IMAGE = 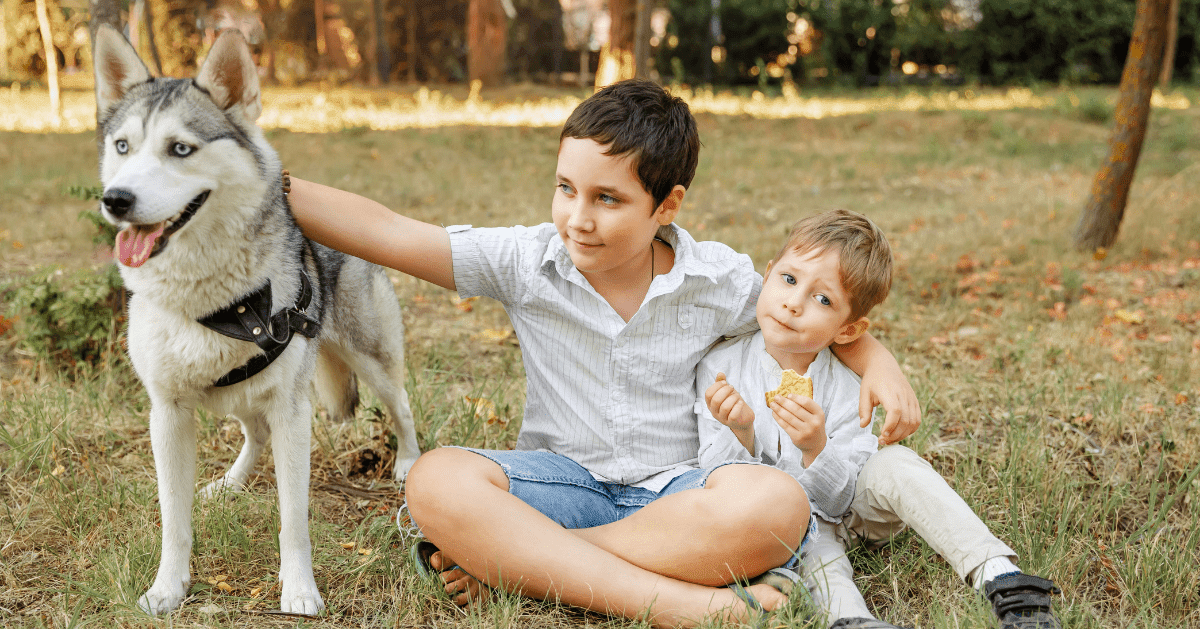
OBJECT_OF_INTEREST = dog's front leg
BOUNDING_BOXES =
[138,400,197,615]
[267,393,325,615]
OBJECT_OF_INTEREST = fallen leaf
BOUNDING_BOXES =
[341,541,356,550]
[359,548,373,556]
[475,328,512,343]
[250,586,263,597]
[1114,309,1144,324]
[217,582,232,592]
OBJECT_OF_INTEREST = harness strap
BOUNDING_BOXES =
[198,269,322,387]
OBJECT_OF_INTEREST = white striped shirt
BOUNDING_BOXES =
[448,222,760,490]
[695,332,879,522]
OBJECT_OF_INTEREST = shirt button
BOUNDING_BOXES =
[679,313,694,328]
[613,390,624,402]
[615,336,626,347]
[618,448,630,457]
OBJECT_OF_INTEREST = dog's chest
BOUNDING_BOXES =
[126,296,268,390]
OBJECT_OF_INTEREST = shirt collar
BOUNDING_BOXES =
[541,223,717,287]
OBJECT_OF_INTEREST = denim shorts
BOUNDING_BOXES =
[400,447,814,565]
[454,447,740,529]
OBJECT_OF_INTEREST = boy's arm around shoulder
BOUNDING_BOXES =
[290,177,456,290]
[830,331,921,444]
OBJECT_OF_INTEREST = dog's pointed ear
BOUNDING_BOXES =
[93,25,151,124]
[195,29,262,121]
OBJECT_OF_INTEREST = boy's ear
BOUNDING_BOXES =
[655,185,686,225]
[834,316,870,345]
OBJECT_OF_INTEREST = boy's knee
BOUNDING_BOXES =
[405,448,508,520]
[709,464,809,541]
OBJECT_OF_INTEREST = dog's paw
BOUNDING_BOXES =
[393,454,419,483]
[137,582,187,616]
[198,477,244,500]
[280,580,324,616]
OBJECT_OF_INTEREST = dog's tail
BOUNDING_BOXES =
[315,349,360,422]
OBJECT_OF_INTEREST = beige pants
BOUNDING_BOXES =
[801,445,1016,625]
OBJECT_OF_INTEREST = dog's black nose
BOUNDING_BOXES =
[102,189,137,218]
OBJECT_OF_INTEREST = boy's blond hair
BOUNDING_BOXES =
[775,209,893,322]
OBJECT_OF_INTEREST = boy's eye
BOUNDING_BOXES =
[816,294,832,306]
[599,193,619,206]
[558,183,574,195]
[782,273,796,285]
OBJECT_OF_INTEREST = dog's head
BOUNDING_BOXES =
[94,26,269,269]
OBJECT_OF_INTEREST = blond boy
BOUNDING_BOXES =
[699,210,1061,629]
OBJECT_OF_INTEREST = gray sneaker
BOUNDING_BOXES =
[983,573,1062,629]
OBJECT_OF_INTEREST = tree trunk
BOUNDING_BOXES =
[365,0,380,85]
[370,0,389,84]
[142,0,164,75]
[1160,0,1179,88]
[406,0,417,82]
[1074,0,1171,254]
[314,0,327,63]
[633,0,650,78]
[0,0,9,77]
[595,0,635,88]
[468,0,507,86]
[34,0,60,123]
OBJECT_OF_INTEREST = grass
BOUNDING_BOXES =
[1,85,1199,628]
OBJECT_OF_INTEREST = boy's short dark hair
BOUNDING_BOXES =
[775,209,893,322]
[560,79,699,210]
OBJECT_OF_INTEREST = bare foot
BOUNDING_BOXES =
[429,548,488,606]
[708,582,788,626]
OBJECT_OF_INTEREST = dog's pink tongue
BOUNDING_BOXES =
[115,222,167,268]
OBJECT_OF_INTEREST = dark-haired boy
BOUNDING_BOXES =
[289,80,920,626]
[699,210,1061,629]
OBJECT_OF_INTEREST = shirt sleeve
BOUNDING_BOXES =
[695,342,764,467]
[723,260,762,338]
[790,356,878,522]
[447,224,531,306]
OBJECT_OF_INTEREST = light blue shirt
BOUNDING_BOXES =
[449,222,761,489]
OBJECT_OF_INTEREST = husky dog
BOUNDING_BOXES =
[93,26,421,615]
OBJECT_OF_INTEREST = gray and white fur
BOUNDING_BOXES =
[93,25,420,616]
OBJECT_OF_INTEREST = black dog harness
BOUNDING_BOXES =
[198,268,322,387]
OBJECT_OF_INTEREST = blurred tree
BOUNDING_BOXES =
[1160,0,1178,86]
[34,0,59,120]
[1075,0,1171,252]
[657,0,791,85]
[596,0,636,87]
[507,0,566,81]
[468,0,511,85]
[1,0,10,77]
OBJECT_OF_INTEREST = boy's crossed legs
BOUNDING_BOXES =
[405,447,810,627]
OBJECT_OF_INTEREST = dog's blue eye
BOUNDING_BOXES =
[115,139,129,154]
[171,142,194,157]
